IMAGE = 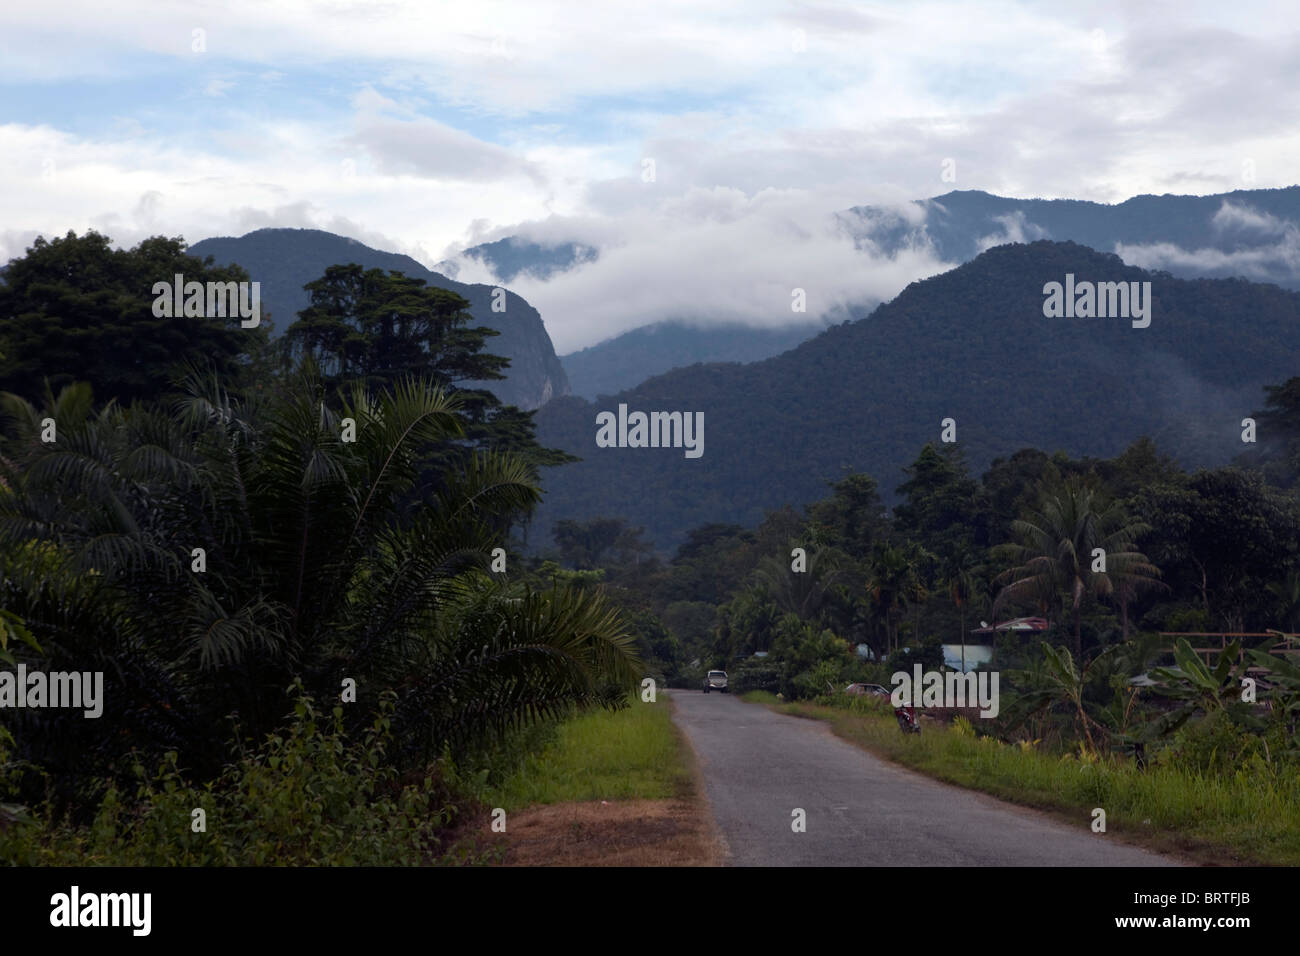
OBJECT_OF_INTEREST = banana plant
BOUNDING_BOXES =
[1246,638,1300,748]
[1148,637,1258,737]
[1003,642,1114,755]
[1089,631,1167,762]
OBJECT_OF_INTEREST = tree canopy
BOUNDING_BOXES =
[0,231,267,406]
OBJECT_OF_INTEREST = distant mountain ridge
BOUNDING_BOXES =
[189,228,569,410]
[447,237,598,283]
[455,187,1300,293]
[447,187,1300,403]
[561,320,831,400]
[847,186,1300,289]
[534,239,1300,551]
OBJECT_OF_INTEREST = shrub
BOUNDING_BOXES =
[0,687,490,866]
[1164,709,1266,776]
[731,659,781,694]
[791,659,842,700]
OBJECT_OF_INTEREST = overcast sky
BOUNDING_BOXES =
[3,0,1298,351]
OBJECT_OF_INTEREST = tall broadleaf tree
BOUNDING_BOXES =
[866,542,927,654]
[282,264,573,489]
[0,230,268,406]
[1239,376,1300,490]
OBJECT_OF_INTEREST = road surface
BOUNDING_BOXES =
[668,690,1177,867]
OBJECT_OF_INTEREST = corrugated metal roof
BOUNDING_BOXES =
[971,616,1050,634]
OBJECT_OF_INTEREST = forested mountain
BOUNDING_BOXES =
[448,236,598,283]
[443,187,1300,404]
[533,239,1300,550]
[849,186,1300,289]
[561,320,828,400]
[458,189,1300,294]
[189,228,569,409]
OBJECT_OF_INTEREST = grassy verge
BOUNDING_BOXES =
[485,695,716,866]
[741,691,1300,866]
[487,696,691,808]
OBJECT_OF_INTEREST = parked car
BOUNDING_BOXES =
[844,682,890,698]
[703,670,729,693]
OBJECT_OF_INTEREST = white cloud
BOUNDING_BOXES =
[4,0,1300,352]
[347,93,545,184]
[445,185,951,353]
[1116,235,1300,279]
[974,211,1049,253]
[1211,200,1291,236]
[203,77,235,97]
[1114,199,1300,279]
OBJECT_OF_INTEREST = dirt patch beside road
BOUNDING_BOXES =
[502,796,719,866]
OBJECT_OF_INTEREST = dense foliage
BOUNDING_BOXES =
[0,237,638,864]
[532,408,1300,775]
[3,224,1300,861]
[2,690,481,866]
[535,240,1300,550]
[0,231,268,406]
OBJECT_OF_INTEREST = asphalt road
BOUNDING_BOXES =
[668,690,1177,867]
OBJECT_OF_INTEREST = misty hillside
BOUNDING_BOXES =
[534,239,1300,550]
[561,320,828,400]
[851,186,1300,288]
[190,228,570,410]
[443,187,1300,402]
[448,236,598,283]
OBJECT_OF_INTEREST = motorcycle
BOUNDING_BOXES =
[894,704,921,734]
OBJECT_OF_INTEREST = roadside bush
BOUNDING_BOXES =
[0,371,641,808]
[1162,709,1267,776]
[445,713,565,803]
[1,687,488,866]
[669,661,707,690]
[792,658,843,699]
[848,661,894,686]
[771,623,856,698]
[731,659,781,694]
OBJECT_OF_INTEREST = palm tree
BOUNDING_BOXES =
[1007,642,1114,756]
[945,561,981,672]
[0,365,641,784]
[1107,549,1169,640]
[754,544,846,620]
[867,543,925,653]
[993,477,1160,661]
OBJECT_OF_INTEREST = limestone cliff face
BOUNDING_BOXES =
[449,279,570,411]
[189,228,569,410]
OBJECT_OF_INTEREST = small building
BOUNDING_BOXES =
[944,617,1050,672]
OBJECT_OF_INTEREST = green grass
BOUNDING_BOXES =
[487,697,691,808]
[741,691,1300,866]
